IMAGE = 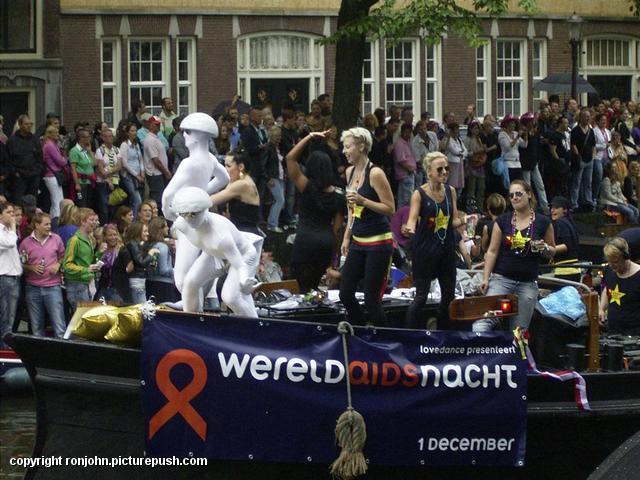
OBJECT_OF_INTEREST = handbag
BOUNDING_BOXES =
[108,187,128,206]
[53,170,66,187]
[470,151,487,169]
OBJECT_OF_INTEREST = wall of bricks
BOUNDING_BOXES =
[55,12,640,126]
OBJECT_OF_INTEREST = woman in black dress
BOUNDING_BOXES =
[211,151,262,237]
[402,152,470,330]
[286,130,347,292]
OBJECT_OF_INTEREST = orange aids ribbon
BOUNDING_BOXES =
[148,349,208,441]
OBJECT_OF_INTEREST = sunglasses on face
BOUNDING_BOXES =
[509,191,525,199]
[436,166,450,174]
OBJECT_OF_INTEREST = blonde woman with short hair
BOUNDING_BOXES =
[42,125,68,219]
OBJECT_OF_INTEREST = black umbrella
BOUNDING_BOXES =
[532,73,598,94]
[211,99,251,118]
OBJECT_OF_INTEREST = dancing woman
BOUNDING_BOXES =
[339,127,395,326]
[402,152,470,330]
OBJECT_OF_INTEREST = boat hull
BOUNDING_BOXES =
[6,331,640,480]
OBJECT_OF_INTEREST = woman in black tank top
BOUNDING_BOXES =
[339,127,395,327]
[402,152,470,330]
[211,151,263,237]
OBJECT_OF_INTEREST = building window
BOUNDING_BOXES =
[496,40,526,117]
[237,33,325,110]
[128,39,169,116]
[385,40,418,114]
[532,39,547,111]
[424,43,442,121]
[361,40,379,116]
[248,35,310,70]
[586,38,631,67]
[101,39,121,128]
[475,42,491,118]
[0,0,36,53]
[177,38,197,116]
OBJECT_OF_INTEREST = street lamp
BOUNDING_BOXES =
[567,13,583,101]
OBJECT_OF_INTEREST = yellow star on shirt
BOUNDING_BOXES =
[511,230,530,250]
[435,209,449,233]
[609,284,626,306]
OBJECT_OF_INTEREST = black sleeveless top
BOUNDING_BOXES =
[228,198,261,236]
[348,162,390,239]
[412,186,455,257]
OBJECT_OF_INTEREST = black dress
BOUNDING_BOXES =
[291,185,347,292]
[228,198,262,236]
[405,186,456,329]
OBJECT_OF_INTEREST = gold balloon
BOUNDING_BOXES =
[105,305,144,345]
[73,305,119,341]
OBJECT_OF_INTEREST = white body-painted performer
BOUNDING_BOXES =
[161,113,230,294]
[172,187,262,316]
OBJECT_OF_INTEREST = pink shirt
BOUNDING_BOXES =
[393,137,417,180]
[18,232,65,287]
[42,140,68,176]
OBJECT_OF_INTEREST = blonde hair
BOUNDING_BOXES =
[604,237,630,261]
[422,151,447,175]
[59,204,79,227]
[510,179,537,210]
[340,127,372,154]
[44,125,59,140]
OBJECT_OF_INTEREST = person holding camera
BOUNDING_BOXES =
[498,114,528,182]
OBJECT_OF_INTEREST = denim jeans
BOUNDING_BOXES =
[396,173,415,208]
[267,178,285,230]
[65,281,91,313]
[44,176,64,219]
[0,275,20,348]
[523,165,549,212]
[472,273,538,333]
[570,160,595,209]
[120,175,142,220]
[129,277,147,304]
[285,177,297,224]
[25,284,66,338]
[592,157,604,205]
[609,203,640,223]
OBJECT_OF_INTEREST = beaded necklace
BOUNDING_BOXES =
[510,210,534,255]
[427,182,450,244]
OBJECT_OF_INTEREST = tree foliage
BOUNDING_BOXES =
[325,0,639,130]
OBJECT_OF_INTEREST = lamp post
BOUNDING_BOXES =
[568,13,584,101]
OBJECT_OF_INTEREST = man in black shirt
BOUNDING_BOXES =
[479,119,502,196]
[569,110,596,211]
[6,115,43,204]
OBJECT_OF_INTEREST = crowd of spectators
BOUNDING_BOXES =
[1,92,640,342]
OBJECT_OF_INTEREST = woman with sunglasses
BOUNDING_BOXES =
[402,152,471,329]
[339,127,395,327]
[473,179,556,333]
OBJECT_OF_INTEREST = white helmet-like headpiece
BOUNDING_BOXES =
[172,187,213,214]
[180,112,219,138]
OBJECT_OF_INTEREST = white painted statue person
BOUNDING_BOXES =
[161,112,230,296]
[172,187,263,316]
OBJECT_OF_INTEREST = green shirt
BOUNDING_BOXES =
[70,144,94,184]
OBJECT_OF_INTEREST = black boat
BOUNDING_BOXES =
[6,290,640,480]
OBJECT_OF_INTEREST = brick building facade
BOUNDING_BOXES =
[1,0,638,132]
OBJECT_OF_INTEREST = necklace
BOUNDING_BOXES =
[510,210,534,255]
[428,183,449,244]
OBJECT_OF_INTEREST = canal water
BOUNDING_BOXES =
[0,394,36,479]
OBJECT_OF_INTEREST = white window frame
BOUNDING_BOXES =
[424,42,442,122]
[532,39,547,111]
[101,38,122,129]
[384,38,420,117]
[580,36,640,103]
[176,37,197,116]
[496,39,527,117]
[0,0,42,59]
[475,41,492,118]
[361,40,380,116]
[128,38,171,117]
[236,32,325,111]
